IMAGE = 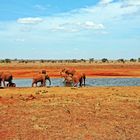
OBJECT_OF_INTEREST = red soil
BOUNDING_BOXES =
[0,63,140,79]
[0,87,140,140]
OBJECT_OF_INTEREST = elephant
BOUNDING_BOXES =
[63,73,86,87]
[63,75,73,87]
[0,72,13,87]
[60,68,76,77]
[32,74,51,87]
[72,73,86,87]
[60,68,86,87]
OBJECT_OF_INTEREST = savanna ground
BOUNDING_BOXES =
[0,62,140,78]
[0,62,140,140]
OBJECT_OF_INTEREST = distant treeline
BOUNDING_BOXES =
[0,58,140,63]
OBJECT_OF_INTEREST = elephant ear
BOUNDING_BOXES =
[0,72,3,76]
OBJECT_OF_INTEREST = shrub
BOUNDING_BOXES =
[101,58,108,63]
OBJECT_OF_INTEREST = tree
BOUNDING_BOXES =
[4,59,11,63]
[89,58,94,63]
[130,58,136,62]
[117,59,125,63]
[138,58,140,62]
[80,59,86,63]
[40,59,45,63]
[71,59,77,63]
[101,58,108,63]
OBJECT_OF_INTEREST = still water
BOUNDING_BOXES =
[12,78,140,87]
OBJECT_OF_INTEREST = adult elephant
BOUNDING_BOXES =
[0,72,14,87]
[63,75,73,87]
[63,73,86,87]
[60,68,76,76]
[32,74,51,87]
[72,73,86,87]
[61,68,86,87]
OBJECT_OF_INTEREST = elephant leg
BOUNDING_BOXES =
[32,82,34,87]
[10,83,16,87]
[79,77,83,87]
[40,81,43,87]
[7,83,10,87]
[74,83,78,87]
[3,80,6,87]
[73,78,79,87]
[73,81,78,87]
[32,82,37,87]
[43,81,46,87]
[32,79,35,87]
[41,79,46,87]
[13,83,16,87]
[83,75,86,86]
[9,80,12,84]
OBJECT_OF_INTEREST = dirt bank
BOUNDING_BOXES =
[0,63,140,78]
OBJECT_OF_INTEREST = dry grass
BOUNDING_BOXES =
[0,86,140,140]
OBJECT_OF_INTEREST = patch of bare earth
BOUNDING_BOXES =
[0,87,140,140]
[0,63,140,78]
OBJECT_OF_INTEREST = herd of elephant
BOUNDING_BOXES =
[0,68,86,87]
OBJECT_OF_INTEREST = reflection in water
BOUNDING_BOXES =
[12,78,140,87]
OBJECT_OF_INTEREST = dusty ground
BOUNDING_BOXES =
[0,62,140,78]
[0,86,140,140]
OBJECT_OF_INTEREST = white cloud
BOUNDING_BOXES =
[34,4,51,11]
[2,0,140,44]
[17,17,43,24]
[14,0,139,35]
[34,4,47,11]
[14,0,139,34]
[99,0,114,5]
[83,21,105,29]
[123,0,140,6]
[0,0,140,59]
[49,21,105,32]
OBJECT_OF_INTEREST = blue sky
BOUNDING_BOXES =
[0,0,140,59]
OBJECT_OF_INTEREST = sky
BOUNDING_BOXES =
[0,0,140,59]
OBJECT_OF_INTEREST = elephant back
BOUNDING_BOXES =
[1,72,13,81]
[33,74,45,82]
[62,68,76,76]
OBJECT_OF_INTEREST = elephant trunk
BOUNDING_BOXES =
[47,77,51,85]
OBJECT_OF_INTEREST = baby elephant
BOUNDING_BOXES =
[32,74,51,87]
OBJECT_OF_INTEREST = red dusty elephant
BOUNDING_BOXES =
[73,73,86,87]
[63,75,73,87]
[60,68,76,76]
[60,68,86,87]
[0,72,15,87]
[32,74,51,87]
